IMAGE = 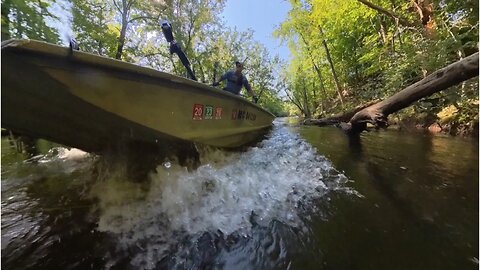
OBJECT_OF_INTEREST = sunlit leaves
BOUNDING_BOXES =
[275,0,478,121]
[2,0,60,43]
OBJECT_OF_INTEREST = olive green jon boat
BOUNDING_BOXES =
[1,39,275,153]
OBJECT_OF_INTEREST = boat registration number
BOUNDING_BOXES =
[192,104,223,120]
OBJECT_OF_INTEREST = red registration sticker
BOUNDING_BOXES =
[231,109,238,120]
[192,104,204,120]
[215,107,223,119]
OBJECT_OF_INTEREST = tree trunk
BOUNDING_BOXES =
[345,52,479,134]
[302,77,312,118]
[115,0,130,60]
[303,100,381,126]
[320,26,345,106]
[378,16,388,45]
[298,31,328,111]
[115,23,127,60]
[304,53,479,135]
[315,64,327,113]
[284,87,305,115]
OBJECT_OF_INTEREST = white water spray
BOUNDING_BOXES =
[90,121,353,269]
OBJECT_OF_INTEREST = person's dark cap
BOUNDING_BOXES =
[235,61,243,67]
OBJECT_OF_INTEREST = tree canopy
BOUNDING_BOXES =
[276,0,478,131]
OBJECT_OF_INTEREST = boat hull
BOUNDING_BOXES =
[1,40,275,152]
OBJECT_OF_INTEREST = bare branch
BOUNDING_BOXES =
[284,88,303,112]
[127,0,135,9]
[113,0,122,13]
[128,15,159,24]
[356,0,416,27]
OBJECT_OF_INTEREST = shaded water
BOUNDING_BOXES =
[1,118,478,269]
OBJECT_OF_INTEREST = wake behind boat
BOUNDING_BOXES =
[1,39,275,154]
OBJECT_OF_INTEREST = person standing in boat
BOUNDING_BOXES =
[213,61,258,103]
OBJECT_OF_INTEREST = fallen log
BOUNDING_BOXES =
[303,100,380,126]
[305,52,479,135]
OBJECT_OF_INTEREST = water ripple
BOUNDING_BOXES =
[91,121,354,269]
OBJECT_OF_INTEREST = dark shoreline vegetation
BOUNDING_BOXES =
[1,0,478,134]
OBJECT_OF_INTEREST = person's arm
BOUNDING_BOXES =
[244,79,258,103]
[213,72,228,86]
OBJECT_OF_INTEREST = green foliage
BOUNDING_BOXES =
[71,0,118,57]
[275,0,478,131]
[258,90,288,117]
[1,0,60,43]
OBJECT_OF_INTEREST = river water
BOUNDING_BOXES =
[1,118,478,269]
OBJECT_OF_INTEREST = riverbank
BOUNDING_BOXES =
[304,98,479,138]
[388,113,479,137]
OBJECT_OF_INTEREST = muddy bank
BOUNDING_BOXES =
[388,117,479,137]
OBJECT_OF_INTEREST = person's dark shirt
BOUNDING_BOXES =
[219,71,251,95]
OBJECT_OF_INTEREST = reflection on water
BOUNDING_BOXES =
[1,118,478,270]
[299,125,478,270]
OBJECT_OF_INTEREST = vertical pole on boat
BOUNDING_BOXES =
[161,20,197,81]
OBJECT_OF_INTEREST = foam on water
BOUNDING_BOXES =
[90,122,353,269]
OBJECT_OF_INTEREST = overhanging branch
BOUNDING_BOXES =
[357,0,417,28]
